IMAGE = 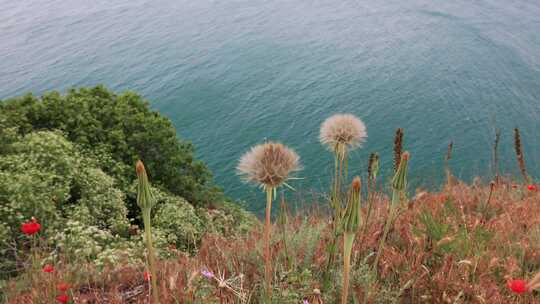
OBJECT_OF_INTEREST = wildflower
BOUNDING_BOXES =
[136,160,160,304]
[320,114,367,158]
[57,282,70,292]
[21,218,41,235]
[527,184,536,191]
[56,294,69,303]
[374,152,410,274]
[392,152,409,192]
[143,271,151,281]
[136,160,156,210]
[320,114,366,285]
[341,177,361,304]
[237,142,300,190]
[237,142,301,301]
[42,264,54,273]
[303,299,310,304]
[201,269,214,279]
[507,279,528,293]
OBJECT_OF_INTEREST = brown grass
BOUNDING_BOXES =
[5,180,540,303]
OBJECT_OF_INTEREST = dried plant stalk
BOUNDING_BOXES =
[393,128,404,173]
[514,128,528,182]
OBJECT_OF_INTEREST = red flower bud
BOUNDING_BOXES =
[527,184,537,191]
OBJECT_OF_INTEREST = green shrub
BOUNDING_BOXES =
[152,191,205,252]
[51,220,143,268]
[0,86,223,206]
[68,167,129,234]
[197,200,258,235]
[0,131,131,276]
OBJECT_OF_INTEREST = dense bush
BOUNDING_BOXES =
[0,131,131,275]
[152,188,205,253]
[0,85,222,206]
[0,131,255,276]
[51,220,142,268]
[0,131,129,238]
[0,87,257,285]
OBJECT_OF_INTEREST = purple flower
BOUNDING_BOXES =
[303,300,309,304]
[201,269,214,279]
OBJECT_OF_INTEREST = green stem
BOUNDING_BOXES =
[342,232,355,304]
[143,209,160,304]
[263,188,273,303]
[279,199,292,270]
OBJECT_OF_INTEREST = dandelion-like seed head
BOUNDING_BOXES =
[237,142,300,190]
[319,114,367,153]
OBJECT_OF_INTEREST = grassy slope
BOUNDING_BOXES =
[5,180,540,303]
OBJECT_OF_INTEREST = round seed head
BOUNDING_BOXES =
[319,114,367,151]
[237,142,300,189]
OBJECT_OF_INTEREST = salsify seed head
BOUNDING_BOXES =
[319,114,367,151]
[237,142,300,189]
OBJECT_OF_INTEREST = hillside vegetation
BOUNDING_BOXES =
[0,87,255,285]
[1,89,539,303]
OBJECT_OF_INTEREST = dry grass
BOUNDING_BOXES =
[5,180,540,303]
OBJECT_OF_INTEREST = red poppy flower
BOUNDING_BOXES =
[21,219,41,235]
[143,271,151,281]
[527,184,537,191]
[507,279,528,293]
[42,264,54,273]
[56,294,69,303]
[57,282,70,292]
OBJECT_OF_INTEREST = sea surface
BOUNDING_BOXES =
[1,0,540,213]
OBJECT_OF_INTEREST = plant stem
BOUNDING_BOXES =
[143,209,160,304]
[341,232,355,304]
[324,151,345,287]
[264,187,273,303]
[493,129,501,183]
[278,197,292,270]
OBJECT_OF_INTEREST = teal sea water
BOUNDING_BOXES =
[1,0,540,212]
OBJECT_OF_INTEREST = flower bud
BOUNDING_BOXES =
[136,160,145,177]
[136,160,155,210]
[392,152,409,191]
[343,176,361,233]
